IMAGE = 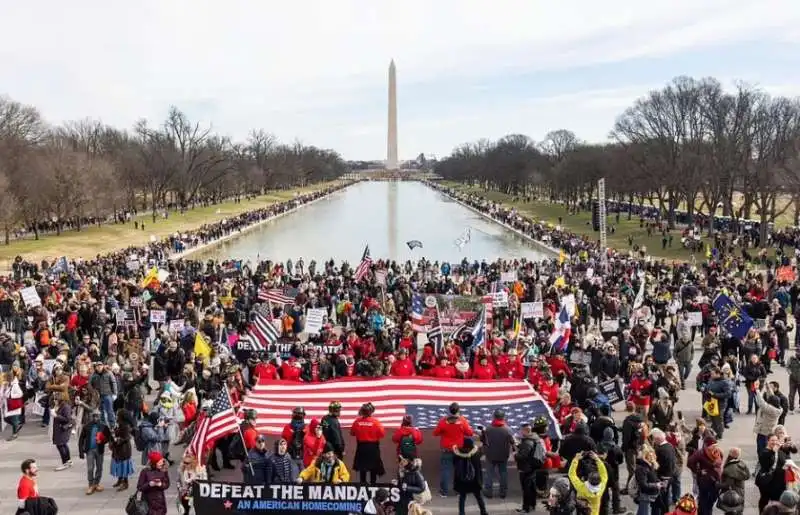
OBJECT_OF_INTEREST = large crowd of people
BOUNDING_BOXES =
[2,179,800,515]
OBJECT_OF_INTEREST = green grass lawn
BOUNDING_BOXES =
[0,181,344,267]
[442,181,715,262]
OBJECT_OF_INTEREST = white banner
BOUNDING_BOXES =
[687,312,703,327]
[500,272,516,283]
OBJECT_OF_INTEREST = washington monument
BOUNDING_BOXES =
[386,59,398,170]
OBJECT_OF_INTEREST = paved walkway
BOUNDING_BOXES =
[0,348,788,514]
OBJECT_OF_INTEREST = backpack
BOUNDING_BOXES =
[133,424,145,452]
[289,426,305,460]
[399,434,417,459]
[529,438,545,470]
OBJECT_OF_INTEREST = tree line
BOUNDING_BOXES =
[0,97,348,241]
[434,76,800,244]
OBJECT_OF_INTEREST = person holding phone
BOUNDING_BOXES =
[136,451,170,515]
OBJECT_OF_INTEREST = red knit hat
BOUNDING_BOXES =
[148,451,163,466]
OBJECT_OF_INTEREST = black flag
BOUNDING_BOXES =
[406,240,423,250]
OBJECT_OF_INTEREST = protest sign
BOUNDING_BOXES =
[687,312,703,327]
[304,308,327,334]
[169,319,185,332]
[150,310,166,324]
[601,319,619,332]
[562,294,576,317]
[20,286,41,307]
[192,481,400,515]
[501,271,516,283]
[521,302,543,320]
[598,378,624,404]
[490,291,509,308]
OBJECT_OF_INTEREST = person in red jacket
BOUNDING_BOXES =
[418,346,437,376]
[546,354,572,381]
[538,373,560,408]
[498,348,525,379]
[433,402,474,497]
[303,418,326,467]
[472,355,497,379]
[527,360,545,386]
[628,364,653,415]
[350,403,385,484]
[253,356,279,383]
[391,415,423,459]
[431,356,457,378]
[281,407,307,466]
[442,341,462,364]
[390,349,416,376]
[280,357,302,381]
[241,409,259,451]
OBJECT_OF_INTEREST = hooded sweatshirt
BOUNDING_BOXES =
[303,418,326,467]
[569,456,608,515]
[433,414,474,450]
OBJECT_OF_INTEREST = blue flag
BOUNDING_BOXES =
[713,293,753,340]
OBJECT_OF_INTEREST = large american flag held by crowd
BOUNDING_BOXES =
[189,386,241,462]
[241,377,561,439]
[258,287,296,305]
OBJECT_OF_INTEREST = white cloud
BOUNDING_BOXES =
[0,0,797,159]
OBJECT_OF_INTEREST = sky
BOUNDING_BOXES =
[1,0,799,161]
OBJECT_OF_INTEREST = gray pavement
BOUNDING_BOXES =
[0,345,790,515]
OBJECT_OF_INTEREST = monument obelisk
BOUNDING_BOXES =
[386,59,399,170]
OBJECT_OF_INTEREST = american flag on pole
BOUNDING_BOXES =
[188,386,240,462]
[247,311,279,350]
[427,316,443,353]
[353,245,372,283]
[241,377,561,439]
[410,294,426,332]
[258,287,295,305]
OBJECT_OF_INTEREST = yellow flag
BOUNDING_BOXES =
[194,333,212,358]
[705,245,712,260]
[140,266,158,289]
[558,250,567,265]
[554,276,566,289]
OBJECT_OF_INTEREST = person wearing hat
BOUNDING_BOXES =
[666,493,698,515]
[351,403,385,485]
[762,491,800,515]
[136,451,170,515]
[281,407,307,469]
[297,443,350,484]
[321,401,345,460]
[77,409,112,495]
[89,361,117,428]
[482,409,514,498]
[242,434,271,485]
[433,402,474,497]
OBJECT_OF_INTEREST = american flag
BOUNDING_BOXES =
[240,377,561,439]
[427,315,443,353]
[353,245,372,283]
[188,386,240,462]
[410,294,426,332]
[258,287,295,305]
[247,311,280,350]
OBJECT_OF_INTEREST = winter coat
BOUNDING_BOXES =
[299,458,350,483]
[720,458,750,499]
[321,414,345,456]
[269,452,298,483]
[634,459,661,502]
[243,448,271,484]
[433,414,474,450]
[397,461,425,515]
[51,402,73,446]
[453,441,483,494]
[687,448,722,491]
[303,420,327,467]
[137,467,170,515]
[78,421,112,458]
[111,424,133,461]
[569,456,607,515]
[753,391,783,436]
[138,420,168,465]
[482,419,515,462]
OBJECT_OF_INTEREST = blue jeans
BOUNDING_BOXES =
[757,433,769,455]
[42,404,50,426]
[484,461,508,495]
[677,361,692,383]
[100,395,116,427]
[669,474,681,504]
[747,390,758,413]
[439,451,454,495]
[6,414,22,434]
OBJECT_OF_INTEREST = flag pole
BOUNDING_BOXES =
[224,384,254,476]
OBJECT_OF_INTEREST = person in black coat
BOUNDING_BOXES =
[452,437,488,515]
[321,401,345,459]
[242,436,271,484]
[396,457,426,515]
[559,423,597,469]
